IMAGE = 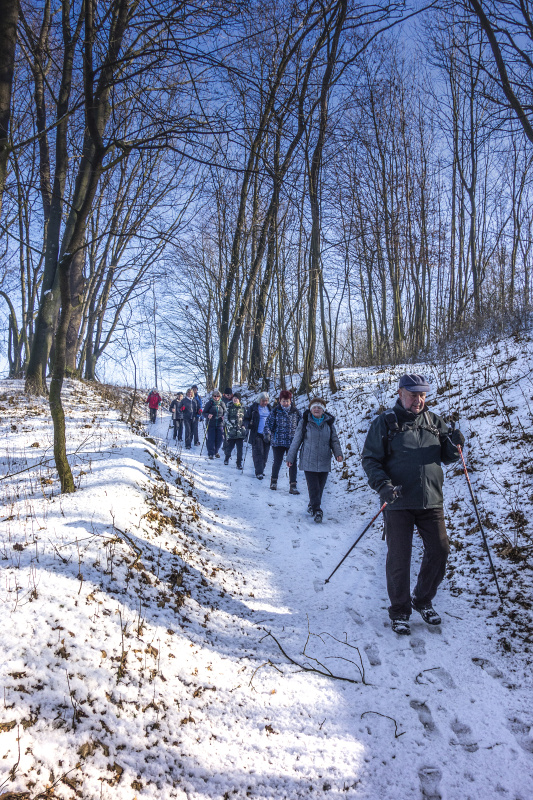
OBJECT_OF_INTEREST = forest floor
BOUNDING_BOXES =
[1,332,533,799]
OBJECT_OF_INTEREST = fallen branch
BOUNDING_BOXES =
[361,711,405,738]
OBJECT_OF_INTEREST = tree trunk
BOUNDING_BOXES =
[0,0,19,218]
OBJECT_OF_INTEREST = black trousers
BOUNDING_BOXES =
[173,419,183,440]
[304,471,328,512]
[192,416,200,445]
[271,445,297,483]
[207,424,224,456]
[384,508,450,619]
[184,418,194,448]
[224,438,243,465]
[252,433,270,476]
[149,407,157,423]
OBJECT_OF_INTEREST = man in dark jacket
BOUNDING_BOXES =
[203,389,227,459]
[180,389,198,449]
[169,392,184,440]
[362,373,464,635]
[244,392,271,479]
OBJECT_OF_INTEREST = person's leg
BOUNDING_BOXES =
[173,420,178,439]
[384,509,415,619]
[150,408,156,423]
[178,419,183,441]
[235,439,243,467]
[224,438,234,462]
[315,471,328,510]
[412,508,449,607]
[206,424,216,456]
[262,440,270,474]
[184,418,192,448]
[288,456,298,485]
[215,425,223,454]
[192,416,200,445]
[252,435,264,476]
[271,446,285,480]
[304,471,321,512]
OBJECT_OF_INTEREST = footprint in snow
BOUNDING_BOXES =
[450,719,478,752]
[311,557,323,569]
[292,538,300,549]
[364,643,381,666]
[346,608,363,625]
[313,579,324,593]
[508,717,533,754]
[472,657,515,688]
[418,766,443,800]
[416,667,456,689]
[410,700,438,736]
[410,637,426,656]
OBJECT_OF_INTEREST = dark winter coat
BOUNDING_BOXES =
[203,398,227,427]
[224,402,247,440]
[243,402,272,444]
[286,410,342,472]
[264,403,302,448]
[180,396,199,420]
[193,393,203,414]
[169,398,184,420]
[147,391,161,410]
[361,401,460,510]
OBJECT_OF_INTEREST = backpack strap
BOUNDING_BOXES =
[383,409,400,456]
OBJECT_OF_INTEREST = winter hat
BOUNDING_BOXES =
[258,392,270,402]
[233,392,242,401]
[223,387,233,395]
[399,373,430,393]
[309,397,327,413]
[279,390,292,401]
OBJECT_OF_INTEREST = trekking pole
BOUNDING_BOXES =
[454,433,503,604]
[324,486,402,585]
[241,434,250,472]
[199,418,210,456]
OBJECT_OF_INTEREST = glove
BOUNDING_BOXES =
[379,483,399,505]
[450,428,465,447]
[263,432,271,444]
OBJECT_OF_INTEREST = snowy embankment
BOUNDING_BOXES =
[1,333,533,800]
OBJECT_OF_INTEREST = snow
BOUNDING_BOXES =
[1,333,533,799]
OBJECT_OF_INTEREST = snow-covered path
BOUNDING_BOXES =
[156,409,533,800]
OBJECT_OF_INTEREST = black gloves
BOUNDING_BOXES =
[449,428,465,447]
[379,483,398,505]
[263,432,271,444]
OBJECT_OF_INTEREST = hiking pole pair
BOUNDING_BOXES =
[199,418,210,456]
[241,435,250,472]
[324,486,402,585]
[450,423,503,604]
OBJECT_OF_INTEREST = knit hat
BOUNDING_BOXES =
[398,373,430,393]
[233,392,242,401]
[258,392,270,402]
[279,390,292,401]
[223,387,233,395]
[309,397,327,413]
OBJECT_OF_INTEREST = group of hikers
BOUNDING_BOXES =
[147,373,467,636]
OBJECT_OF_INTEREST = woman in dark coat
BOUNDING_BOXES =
[243,392,271,479]
[203,389,227,459]
[180,388,199,449]
[223,393,246,468]
[264,390,302,494]
[286,397,343,523]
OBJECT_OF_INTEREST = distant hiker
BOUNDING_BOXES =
[180,388,199,449]
[361,373,464,636]
[203,389,227,459]
[191,385,203,446]
[222,387,234,446]
[286,397,343,523]
[146,388,161,424]
[264,390,302,494]
[223,392,246,468]
[169,392,184,440]
[244,392,272,479]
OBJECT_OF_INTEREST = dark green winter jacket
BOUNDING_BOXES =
[361,401,460,510]
[225,402,247,440]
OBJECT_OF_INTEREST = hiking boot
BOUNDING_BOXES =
[314,510,323,524]
[256,474,263,480]
[224,458,229,465]
[215,453,220,458]
[391,616,411,635]
[412,599,441,625]
[289,483,300,495]
[307,504,314,515]
[208,455,214,460]
[236,463,242,470]
[270,478,277,490]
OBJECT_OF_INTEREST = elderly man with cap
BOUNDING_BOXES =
[361,373,464,635]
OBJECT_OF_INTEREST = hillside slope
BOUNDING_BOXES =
[0,334,532,799]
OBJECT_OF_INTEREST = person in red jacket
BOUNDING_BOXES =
[146,388,161,423]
